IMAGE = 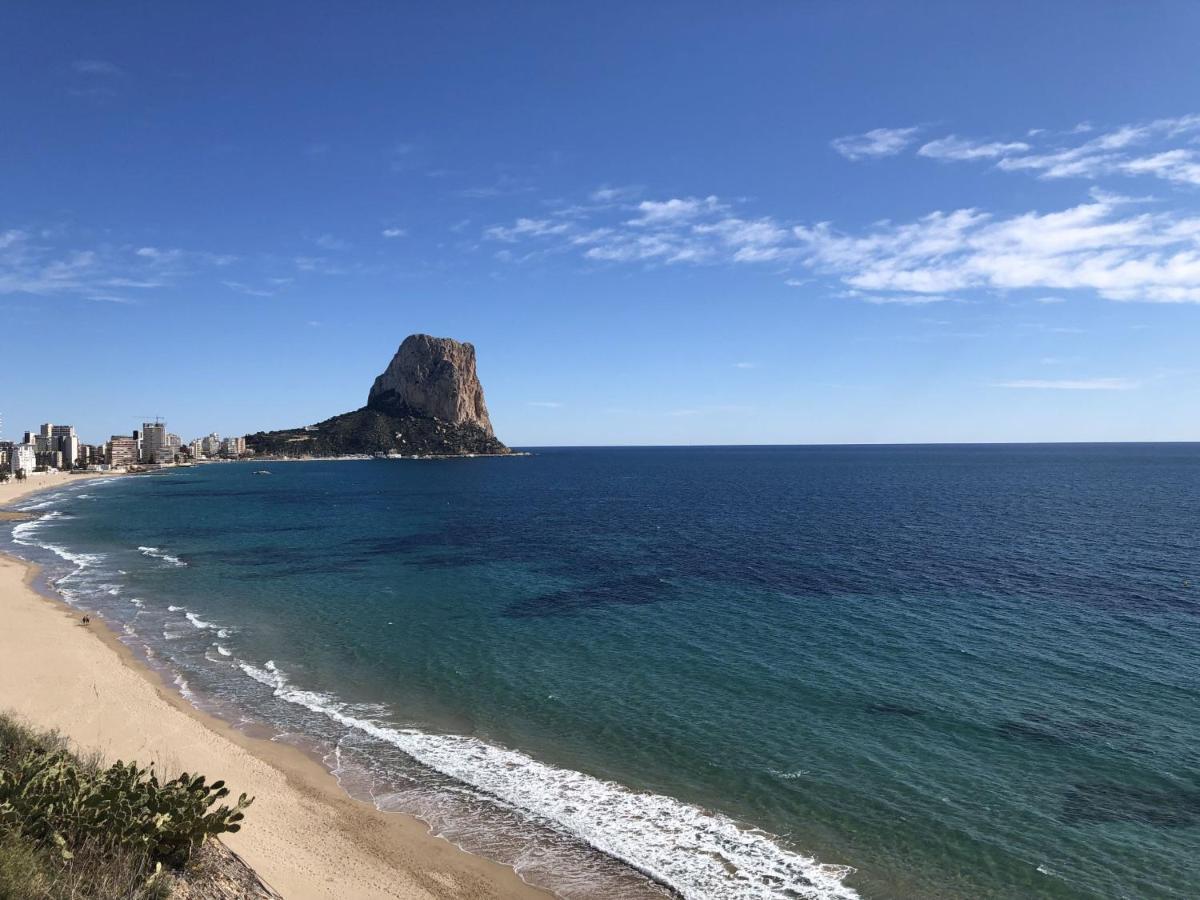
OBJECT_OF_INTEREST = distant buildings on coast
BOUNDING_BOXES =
[0,416,252,479]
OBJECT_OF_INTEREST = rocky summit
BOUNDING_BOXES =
[367,334,495,435]
[246,334,509,457]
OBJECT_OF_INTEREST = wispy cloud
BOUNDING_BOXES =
[72,59,122,76]
[733,361,757,369]
[590,185,641,203]
[485,218,570,242]
[457,173,536,199]
[831,127,920,160]
[478,184,1200,304]
[794,196,1200,303]
[628,196,726,226]
[222,280,281,298]
[312,233,349,251]
[381,227,407,238]
[992,378,1139,390]
[904,114,1200,187]
[0,230,233,302]
[918,136,1031,160]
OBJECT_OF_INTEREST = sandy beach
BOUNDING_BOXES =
[0,473,548,900]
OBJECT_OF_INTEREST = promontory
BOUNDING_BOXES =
[246,334,509,457]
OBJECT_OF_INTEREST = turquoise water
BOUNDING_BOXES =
[5,445,1199,898]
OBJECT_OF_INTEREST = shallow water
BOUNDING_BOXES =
[5,445,1199,898]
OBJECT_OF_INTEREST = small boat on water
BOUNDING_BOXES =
[253,470,272,476]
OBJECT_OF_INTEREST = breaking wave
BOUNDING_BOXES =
[137,546,187,567]
[235,660,859,900]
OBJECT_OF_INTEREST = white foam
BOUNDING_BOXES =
[10,511,64,542]
[137,546,187,567]
[235,661,859,900]
[173,672,196,701]
[215,644,233,657]
[186,611,218,630]
[167,605,184,612]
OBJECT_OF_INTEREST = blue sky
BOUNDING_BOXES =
[3,2,1200,446]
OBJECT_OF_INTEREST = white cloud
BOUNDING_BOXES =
[476,169,1200,304]
[991,378,1139,390]
[313,233,348,251]
[831,127,920,160]
[928,114,1200,185]
[918,136,1030,160]
[692,217,792,262]
[484,218,571,242]
[1119,149,1200,186]
[72,59,121,76]
[733,362,756,369]
[858,293,953,305]
[794,197,1200,303]
[222,280,277,297]
[590,185,641,203]
[628,196,726,226]
[381,227,407,238]
[0,231,236,301]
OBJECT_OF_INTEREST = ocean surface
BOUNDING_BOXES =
[5,445,1199,899]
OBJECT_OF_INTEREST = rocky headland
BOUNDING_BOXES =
[246,334,510,457]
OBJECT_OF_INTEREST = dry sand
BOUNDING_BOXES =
[0,472,549,899]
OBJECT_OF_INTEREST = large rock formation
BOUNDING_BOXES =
[367,334,494,435]
[246,334,508,458]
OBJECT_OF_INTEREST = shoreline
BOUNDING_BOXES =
[0,475,550,899]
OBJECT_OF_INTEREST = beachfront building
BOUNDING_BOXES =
[59,433,80,468]
[141,421,174,464]
[8,442,36,476]
[200,433,221,457]
[108,435,138,468]
[35,424,55,454]
[220,436,246,458]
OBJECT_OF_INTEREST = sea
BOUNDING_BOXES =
[4,445,1198,899]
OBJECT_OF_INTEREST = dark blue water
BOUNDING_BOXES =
[6,446,1200,899]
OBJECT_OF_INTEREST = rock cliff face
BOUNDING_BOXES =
[367,334,494,435]
[246,334,508,458]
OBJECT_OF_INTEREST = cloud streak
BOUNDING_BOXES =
[991,378,1140,390]
[831,127,920,160]
[482,184,1200,304]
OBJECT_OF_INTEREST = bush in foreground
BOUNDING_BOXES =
[0,712,252,899]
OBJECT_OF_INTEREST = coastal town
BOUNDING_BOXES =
[0,418,251,479]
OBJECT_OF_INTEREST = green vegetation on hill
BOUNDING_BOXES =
[246,406,509,457]
[0,712,252,900]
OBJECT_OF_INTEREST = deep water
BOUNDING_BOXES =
[6,445,1199,899]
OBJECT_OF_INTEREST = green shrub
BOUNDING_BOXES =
[0,712,251,898]
[0,750,251,868]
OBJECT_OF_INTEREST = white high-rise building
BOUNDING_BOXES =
[59,434,80,468]
[9,442,36,475]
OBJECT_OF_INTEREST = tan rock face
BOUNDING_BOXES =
[367,334,495,436]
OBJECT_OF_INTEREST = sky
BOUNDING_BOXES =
[3,2,1200,446]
